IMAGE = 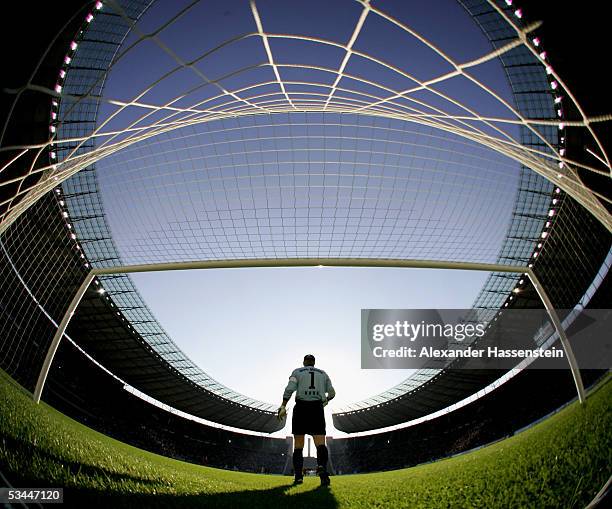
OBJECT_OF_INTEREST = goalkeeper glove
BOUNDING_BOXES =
[322,395,334,407]
[277,405,287,421]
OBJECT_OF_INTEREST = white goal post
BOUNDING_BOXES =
[33,258,586,406]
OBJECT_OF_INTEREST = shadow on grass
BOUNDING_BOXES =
[66,481,339,509]
[1,434,162,488]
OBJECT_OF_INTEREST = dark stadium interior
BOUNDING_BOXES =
[46,340,291,475]
[45,335,606,475]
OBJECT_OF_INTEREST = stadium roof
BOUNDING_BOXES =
[69,284,280,431]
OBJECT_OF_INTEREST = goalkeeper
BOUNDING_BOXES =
[277,354,335,486]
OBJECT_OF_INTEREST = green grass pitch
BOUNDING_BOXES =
[1,369,610,508]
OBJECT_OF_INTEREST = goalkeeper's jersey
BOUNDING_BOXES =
[283,366,335,402]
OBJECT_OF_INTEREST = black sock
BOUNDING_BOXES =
[293,448,303,477]
[316,444,328,470]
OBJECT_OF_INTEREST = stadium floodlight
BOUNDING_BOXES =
[33,257,586,406]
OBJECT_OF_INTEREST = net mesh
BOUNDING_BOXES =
[1,0,609,236]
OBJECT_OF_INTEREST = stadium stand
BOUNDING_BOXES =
[45,334,606,476]
[329,368,606,474]
[45,339,291,474]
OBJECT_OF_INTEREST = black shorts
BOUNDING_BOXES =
[292,400,326,436]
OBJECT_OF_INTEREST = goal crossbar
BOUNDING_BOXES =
[32,258,586,409]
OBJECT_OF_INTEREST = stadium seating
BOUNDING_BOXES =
[45,338,605,475]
